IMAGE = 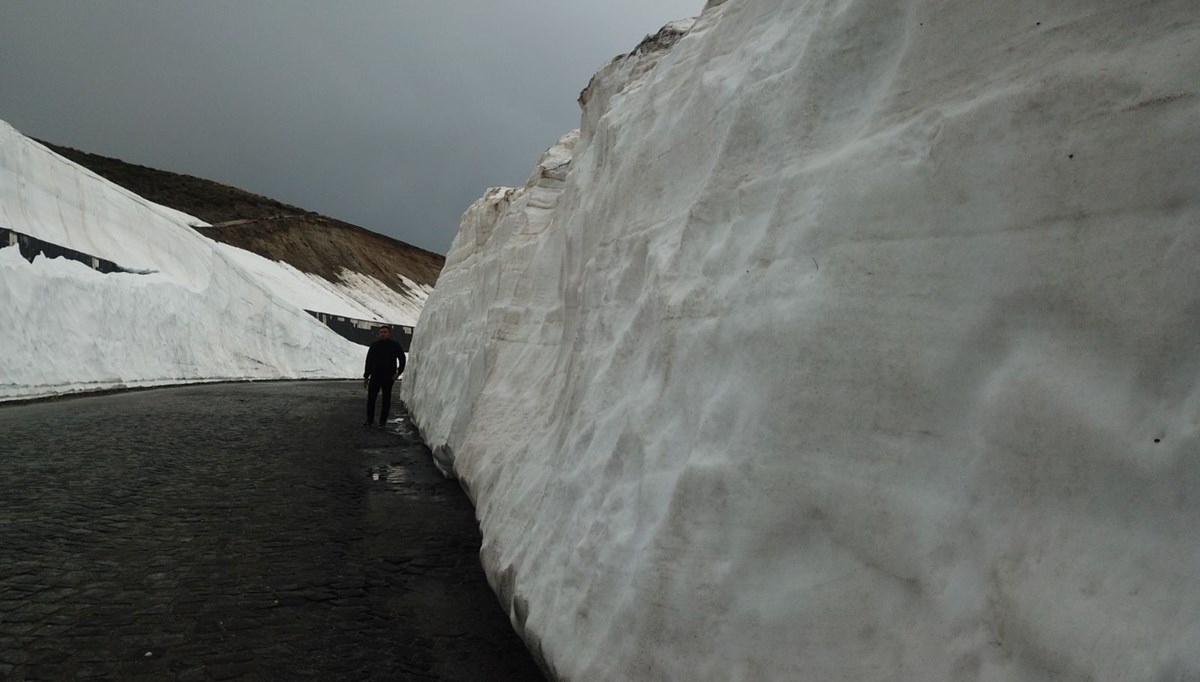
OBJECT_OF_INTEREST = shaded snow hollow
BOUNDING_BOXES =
[402,1,1200,680]
[0,120,421,401]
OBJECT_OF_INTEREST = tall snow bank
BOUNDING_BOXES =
[0,120,360,400]
[403,2,1200,680]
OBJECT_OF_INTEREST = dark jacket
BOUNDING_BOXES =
[364,338,405,380]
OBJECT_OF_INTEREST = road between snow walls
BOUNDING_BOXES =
[402,1,1200,680]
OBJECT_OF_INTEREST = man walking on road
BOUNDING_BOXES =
[364,325,405,426]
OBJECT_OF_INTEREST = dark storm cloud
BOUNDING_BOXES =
[0,1,700,254]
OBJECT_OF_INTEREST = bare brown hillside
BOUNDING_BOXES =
[38,141,444,295]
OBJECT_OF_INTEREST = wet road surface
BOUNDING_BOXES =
[0,381,545,681]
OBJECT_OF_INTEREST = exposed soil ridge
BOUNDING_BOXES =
[37,140,444,293]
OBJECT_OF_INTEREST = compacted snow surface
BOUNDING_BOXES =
[0,119,411,400]
[403,1,1200,680]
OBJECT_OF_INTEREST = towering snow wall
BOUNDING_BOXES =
[0,120,361,400]
[402,1,1200,679]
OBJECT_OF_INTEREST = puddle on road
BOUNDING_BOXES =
[368,464,412,485]
[359,442,441,499]
[381,414,421,438]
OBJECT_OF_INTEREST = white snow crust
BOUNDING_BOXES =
[213,242,426,326]
[326,268,432,328]
[402,1,1200,680]
[0,120,364,401]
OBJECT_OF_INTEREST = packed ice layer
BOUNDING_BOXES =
[0,120,366,400]
[402,0,1200,680]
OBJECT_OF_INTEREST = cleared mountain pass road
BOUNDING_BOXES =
[0,381,544,681]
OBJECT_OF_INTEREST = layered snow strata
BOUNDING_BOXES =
[404,1,1200,680]
[0,120,361,400]
[404,131,578,476]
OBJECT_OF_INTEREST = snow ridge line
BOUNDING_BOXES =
[2,225,414,349]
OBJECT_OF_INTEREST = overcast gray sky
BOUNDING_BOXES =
[0,1,700,254]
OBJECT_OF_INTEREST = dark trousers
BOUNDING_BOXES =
[366,375,395,424]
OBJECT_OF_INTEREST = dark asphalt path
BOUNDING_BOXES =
[0,381,544,682]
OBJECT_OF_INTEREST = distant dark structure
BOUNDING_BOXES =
[1,226,148,275]
[305,311,412,350]
[3,225,413,350]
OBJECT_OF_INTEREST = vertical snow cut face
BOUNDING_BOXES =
[405,1,1200,680]
[0,120,362,400]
